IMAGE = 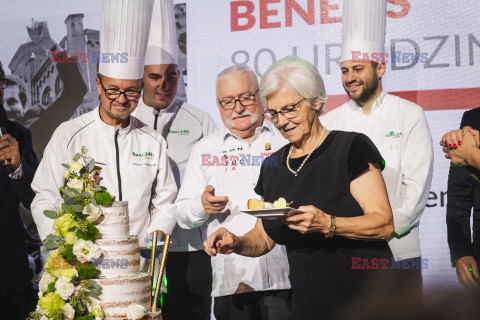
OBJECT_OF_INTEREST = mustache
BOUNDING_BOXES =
[231,110,254,120]
[345,80,363,86]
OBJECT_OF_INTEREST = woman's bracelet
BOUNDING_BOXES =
[325,215,336,238]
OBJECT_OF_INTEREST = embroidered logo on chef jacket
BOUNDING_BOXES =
[384,131,403,151]
[385,131,403,138]
[169,129,190,135]
[131,151,157,166]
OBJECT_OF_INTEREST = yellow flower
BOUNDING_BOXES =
[53,214,79,236]
[69,161,83,174]
[38,292,65,318]
[273,198,287,208]
[64,232,78,245]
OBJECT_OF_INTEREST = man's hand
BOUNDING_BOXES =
[0,134,21,171]
[203,227,239,256]
[456,256,479,289]
[201,185,228,215]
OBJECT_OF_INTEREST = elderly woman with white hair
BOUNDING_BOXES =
[204,56,394,320]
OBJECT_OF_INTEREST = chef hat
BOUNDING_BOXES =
[145,0,178,65]
[99,0,154,79]
[341,0,387,63]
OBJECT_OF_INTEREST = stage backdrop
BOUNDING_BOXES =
[1,0,479,290]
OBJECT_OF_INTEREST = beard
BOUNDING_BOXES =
[103,100,133,120]
[344,74,379,104]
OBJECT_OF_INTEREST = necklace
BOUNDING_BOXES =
[287,127,326,177]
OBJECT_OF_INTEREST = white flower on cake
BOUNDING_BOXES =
[63,303,75,319]
[126,303,147,320]
[73,239,102,261]
[67,178,84,191]
[63,169,70,179]
[55,277,75,300]
[39,272,56,293]
[92,303,105,320]
[83,204,102,223]
[40,315,49,320]
[69,161,83,174]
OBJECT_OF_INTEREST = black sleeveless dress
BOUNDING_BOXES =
[255,131,393,320]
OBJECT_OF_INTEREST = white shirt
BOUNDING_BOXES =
[31,107,178,247]
[133,98,218,251]
[176,119,291,297]
[322,92,434,260]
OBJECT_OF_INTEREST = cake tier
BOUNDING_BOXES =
[98,201,130,239]
[93,273,152,319]
[95,236,140,277]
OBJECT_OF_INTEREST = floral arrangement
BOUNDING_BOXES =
[30,147,113,320]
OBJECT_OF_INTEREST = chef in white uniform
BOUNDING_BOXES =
[32,0,178,247]
[131,0,217,318]
[322,0,433,289]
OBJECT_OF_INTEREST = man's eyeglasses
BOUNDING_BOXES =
[0,79,8,89]
[99,79,142,101]
[264,98,305,123]
[218,89,259,110]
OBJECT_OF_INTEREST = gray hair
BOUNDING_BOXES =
[260,56,327,115]
[216,65,259,96]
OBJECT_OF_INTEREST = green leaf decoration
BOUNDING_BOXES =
[61,163,70,169]
[90,197,97,206]
[94,190,113,206]
[43,235,63,250]
[87,280,102,291]
[71,188,80,196]
[77,262,100,280]
[92,185,102,191]
[88,159,95,172]
[65,245,75,261]
[65,197,77,205]
[43,210,58,219]
[68,226,77,232]
[47,281,56,293]
[61,203,68,213]
[63,189,74,197]
[72,204,83,212]
[81,191,91,198]
[76,300,88,313]
[74,153,82,161]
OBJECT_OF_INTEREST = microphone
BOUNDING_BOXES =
[0,106,12,171]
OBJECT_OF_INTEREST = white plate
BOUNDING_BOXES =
[240,208,304,220]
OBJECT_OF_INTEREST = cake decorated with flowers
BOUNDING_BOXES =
[30,148,160,320]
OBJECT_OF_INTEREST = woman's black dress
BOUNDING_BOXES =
[255,131,393,320]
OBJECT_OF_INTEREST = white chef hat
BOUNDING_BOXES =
[99,0,154,79]
[145,0,178,66]
[341,0,387,63]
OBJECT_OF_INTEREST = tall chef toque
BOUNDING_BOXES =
[145,0,178,66]
[99,0,155,79]
[341,0,387,63]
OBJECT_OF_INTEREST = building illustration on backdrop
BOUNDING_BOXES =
[5,4,187,128]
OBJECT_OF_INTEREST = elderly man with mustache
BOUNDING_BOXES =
[175,65,292,320]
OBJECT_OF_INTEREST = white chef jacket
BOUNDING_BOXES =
[322,91,433,260]
[133,97,218,251]
[31,107,178,247]
[176,119,291,297]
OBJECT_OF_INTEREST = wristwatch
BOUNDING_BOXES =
[325,215,336,238]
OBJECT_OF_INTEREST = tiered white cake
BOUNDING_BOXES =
[93,201,161,320]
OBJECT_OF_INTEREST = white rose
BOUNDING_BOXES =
[39,272,57,293]
[83,204,102,223]
[63,169,71,179]
[55,277,75,300]
[126,303,146,320]
[64,232,79,245]
[36,305,44,314]
[67,178,84,191]
[69,161,83,174]
[92,304,104,319]
[73,239,102,261]
[40,315,49,320]
[63,303,75,319]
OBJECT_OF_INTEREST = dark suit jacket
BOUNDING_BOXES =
[447,107,480,266]
[0,120,38,295]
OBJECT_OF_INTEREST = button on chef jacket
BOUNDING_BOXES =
[176,119,291,297]
[322,91,434,260]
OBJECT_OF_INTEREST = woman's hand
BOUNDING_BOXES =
[441,126,479,165]
[203,227,239,256]
[284,205,330,234]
